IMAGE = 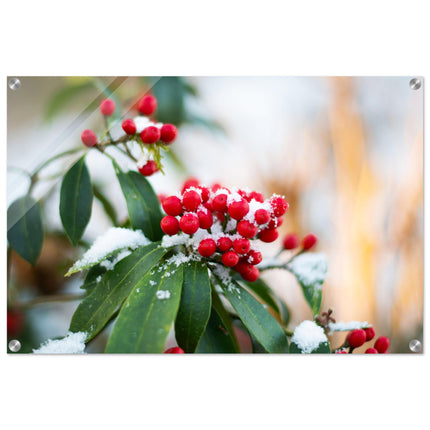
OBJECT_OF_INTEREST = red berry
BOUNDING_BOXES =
[100,98,116,116]
[302,233,318,250]
[259,228,279,243]
[182,177,200,193]
[240,264,260,282]
[276,217,284,227]
[374,336,390,353]
[198,238,216,257]
[197,209,213,229]
[122,119,137,135]
[364,327,376,341]
[7,310,24,337]
[283,233,299,250]
[164,347,184,354]
[211,183,222,192]
[203,200,214,212]
[160,216,180,235]
[217,236,232,252]
[213,194,228,212]
[237,220,258,238]
[270,196,289,217]
[81,129,98,147]
[233,238,251,255]
[216,212,225,223]
[182,190,202,212]
[246,250,262,265]
[249,191,264,203]
[162,196,183,216]
[138,95,157,116]
[335,350,348,354]
[228,199,249,220]
[160,124,178,144]
[267,216,280,229]
[179,213,199,235]
[198,186,210,203]
[222,251,239,267]
[254,209,270,225]
[138,160,158,176]
[140,126,161,144]
[348,329,367,348]
[365,348,378,354]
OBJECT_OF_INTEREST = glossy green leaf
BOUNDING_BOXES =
[287,253,327,316]
[215,271,289,353]
[7,195,44,265]
[69,243,166,340]
[80,264,107,295]
[115,166,163,242]
[105,262,184,353]
[60,156,93,246]
[196,307,237,353]
[240,277,281,316]
[175,261,211,352]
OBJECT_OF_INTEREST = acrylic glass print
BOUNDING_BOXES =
[6,77,423,354]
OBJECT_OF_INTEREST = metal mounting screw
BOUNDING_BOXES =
[409,339,422,353]
[8,78,21,90]
[8,339,21,352]
[409,78,421,90]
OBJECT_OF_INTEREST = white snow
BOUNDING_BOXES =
[149,280,156,286]
[291,320,328,353]
[108,121,126,141]
[33,332,87,354]
[67,228,150,275]
[156,290,171,300]
[328,321,371,333]
[137,153,150,168]
[288,253,327,288]
[100,249,132,270]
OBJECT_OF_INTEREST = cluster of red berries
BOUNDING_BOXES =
[80,95,178,177]
[160,178,289,283]
[282,232,318,251]
[336,327,390,353]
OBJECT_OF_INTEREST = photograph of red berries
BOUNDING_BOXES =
[7,77,423,354]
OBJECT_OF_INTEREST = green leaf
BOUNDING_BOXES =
[289,340,331,354]
[175,261,211,352]
[115,166,163,242]
[69,243,166,340]
[60,156,93,246]
[80,264,107,295]
[151,77,186,125]
[214,269,289,353]
[93,184,118,225]
[240,277,281,316]
[196,307,237,353]
[287,253,327,316]
[105,261,184,353]
[7,196,44,265]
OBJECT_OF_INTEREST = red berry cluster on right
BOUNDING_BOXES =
[160,178,289,282]
[345,327,390,353]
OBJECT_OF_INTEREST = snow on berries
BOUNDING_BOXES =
[160,180,289,282]
[80,94,178,178]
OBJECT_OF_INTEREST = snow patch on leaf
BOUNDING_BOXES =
[156,290,171,300]
[291,320,328,353]
[33,332,87,354]
[66,227,150,275]
[288,253,327,289]
[328,321,371,333]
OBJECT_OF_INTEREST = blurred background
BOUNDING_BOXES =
[6,76,423,353]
